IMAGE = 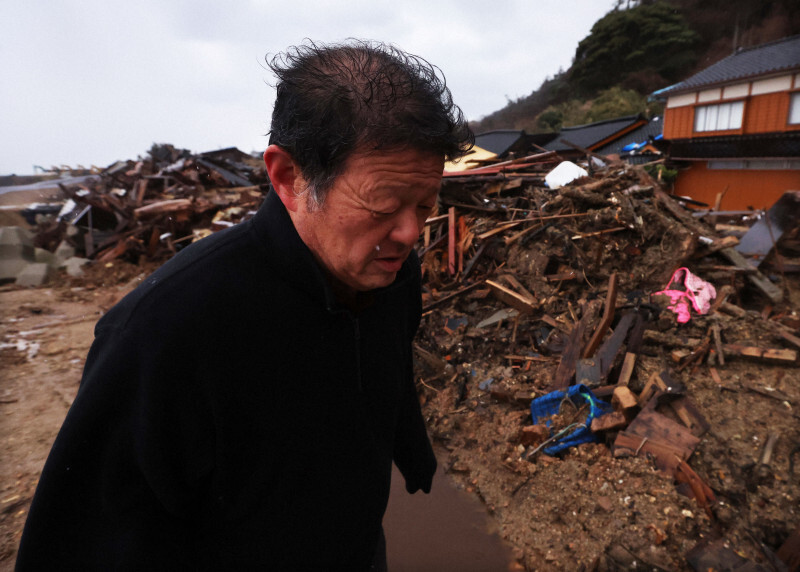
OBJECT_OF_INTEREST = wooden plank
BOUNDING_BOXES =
[550,299,602,391]
[615,409,700,471]
[133,198,193,218]
[498,274,536,301]
[718,246,783,304]
[447,206,456,276]
[485,280,537,314]
[612,386,638,414]
[778,329,800,351]
[591,411,628,433]
[597,312,636,377]
[616,352,636,386]
[582,273,618,359]
[722,344,798,363]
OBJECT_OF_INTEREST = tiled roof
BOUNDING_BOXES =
[659,35,800,95]
[595,116,663,156]
[543,115,645,152]
[474,130,526,156]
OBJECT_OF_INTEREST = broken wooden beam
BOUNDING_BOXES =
[551,299,602,391]
[486,279,537,314]
[722,344,797,364]
[591,411,628,433]
[582,273,618,359]
[718,246,783,304]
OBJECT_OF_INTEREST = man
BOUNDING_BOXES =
[16,40,473,570]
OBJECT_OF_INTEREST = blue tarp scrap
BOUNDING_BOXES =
[529,384,612,455]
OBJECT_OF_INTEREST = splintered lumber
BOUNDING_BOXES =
[133,198,193,218]
[639,370,710,437]
[612,386,638,420]
[596,312,636,377]
[477,220,523,240]
[551,299,602,391]
[614,409,700,473]
[422,282,484,313]
[616,352,636,386]
[778,329,800,351]
[448,206,456,275]
[486,279,537,314]
[591,411,628,433]
[582,273,619,359]
[718,246,783,304]
[722,344,797,363]
[498,274,536,301]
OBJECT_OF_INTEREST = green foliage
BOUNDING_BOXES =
[644,163,678,187]
[587,87,648,121]
[534,87,649,132]
[570,2,699,97]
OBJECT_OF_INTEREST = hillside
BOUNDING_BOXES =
[471,0,800,133]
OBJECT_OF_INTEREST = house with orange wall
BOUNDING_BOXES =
[657,35,800,210]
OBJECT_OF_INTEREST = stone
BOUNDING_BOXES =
[64,257,90,277]
[0,226,35,260]
[54,241,76,265]
[15,262,52,287]
[0,259,28,282]
[34,247,55,264]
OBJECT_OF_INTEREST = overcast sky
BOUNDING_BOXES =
[2,0,617,175]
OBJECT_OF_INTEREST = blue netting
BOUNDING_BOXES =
[529,384,612,455]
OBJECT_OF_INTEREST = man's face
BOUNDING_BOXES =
[291,149,444,293]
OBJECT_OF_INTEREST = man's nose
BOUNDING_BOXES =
[390,208,422,247]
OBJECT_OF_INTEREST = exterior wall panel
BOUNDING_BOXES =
[699,88,722,102]
[723,83,749,99]
[667,93,696,108]
[673,162,800,209]
[744,92,789,133]
[664,106,695,139]
[751,75,793,95]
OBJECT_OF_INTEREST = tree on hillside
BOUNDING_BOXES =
[570,2,699,97]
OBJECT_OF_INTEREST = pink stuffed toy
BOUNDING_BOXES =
[653,267,717,324]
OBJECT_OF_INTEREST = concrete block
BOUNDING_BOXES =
[54,241,76,265]
[15,262,52,287]
[0,259,28,282]
[64,257,90,277]
[35,247,56,265]
[0,226,35,260]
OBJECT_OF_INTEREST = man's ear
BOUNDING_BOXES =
[263,145,303,212]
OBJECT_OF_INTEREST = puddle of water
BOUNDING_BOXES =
[384,455,514,572]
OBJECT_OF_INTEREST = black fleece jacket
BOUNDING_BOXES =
[16,191,437,571]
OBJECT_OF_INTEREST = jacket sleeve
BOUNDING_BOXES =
[17,310,216,570]
[392,253,437,494]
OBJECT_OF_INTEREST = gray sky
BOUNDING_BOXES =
[2,0,616,175]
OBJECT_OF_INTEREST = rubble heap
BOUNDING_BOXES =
[35,144,269,265]
[415,155,800,571]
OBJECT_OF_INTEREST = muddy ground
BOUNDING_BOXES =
[1,258,799,571]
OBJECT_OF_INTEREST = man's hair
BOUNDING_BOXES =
[266,39,474,206]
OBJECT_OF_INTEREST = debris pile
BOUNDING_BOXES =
[33,144,268,267]
[415,155,800,570]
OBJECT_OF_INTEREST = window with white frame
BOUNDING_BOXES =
[694,101,744,132]
[790,92,800,125]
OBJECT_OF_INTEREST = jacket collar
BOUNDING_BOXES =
[247,190,417,313]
